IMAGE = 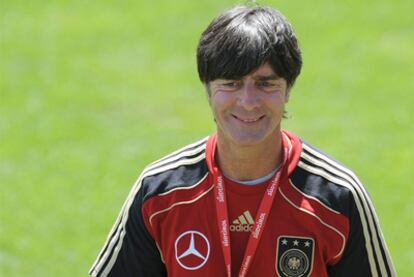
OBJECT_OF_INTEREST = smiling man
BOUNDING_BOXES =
[207,63,288,182]
[90,5,396,277]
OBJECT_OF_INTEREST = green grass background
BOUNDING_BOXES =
[1,0,413,276]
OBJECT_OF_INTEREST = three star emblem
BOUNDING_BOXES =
[281,238,311,247]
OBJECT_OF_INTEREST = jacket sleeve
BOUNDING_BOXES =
[328,191,396,277]
[89,183,166,277]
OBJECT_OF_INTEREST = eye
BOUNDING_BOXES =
[256,81,281,92]
[257,81,275,87]
[218,80,241,91]
[223,81,239,87]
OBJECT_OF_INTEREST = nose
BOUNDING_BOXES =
[237,82,260,110]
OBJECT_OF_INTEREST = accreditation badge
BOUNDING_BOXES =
[276,236,314,277]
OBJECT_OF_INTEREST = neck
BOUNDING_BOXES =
[216,132,283,181]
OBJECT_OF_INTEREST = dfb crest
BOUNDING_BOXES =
[276,236,314,277]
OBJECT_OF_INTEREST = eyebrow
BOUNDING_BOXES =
[252,74,280,81]
[215,74,280,82]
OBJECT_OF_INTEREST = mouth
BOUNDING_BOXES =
[232,114,265,123]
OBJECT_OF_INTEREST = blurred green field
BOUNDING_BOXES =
[1,0,413,276]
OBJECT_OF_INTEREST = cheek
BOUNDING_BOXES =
[265,93,285,107]
[210,91,233,111]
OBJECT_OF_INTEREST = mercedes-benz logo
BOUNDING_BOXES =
[174,230,210,270]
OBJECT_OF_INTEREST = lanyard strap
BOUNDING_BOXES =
[213,146,288,277]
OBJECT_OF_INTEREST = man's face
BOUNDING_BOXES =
[208,63,289,146]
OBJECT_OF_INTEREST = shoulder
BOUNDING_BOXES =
[290,140,367,217]
[138,137,210,201]
[293,142,396,276]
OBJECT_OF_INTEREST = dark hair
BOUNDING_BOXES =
[197,5,302,88]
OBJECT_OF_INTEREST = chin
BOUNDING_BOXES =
[228,133,268,146]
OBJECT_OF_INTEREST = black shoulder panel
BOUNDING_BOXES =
[290,160,353,217]
[141,157,209,201]
[301,140,346,167]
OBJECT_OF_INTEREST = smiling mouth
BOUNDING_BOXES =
[232,114,265,123]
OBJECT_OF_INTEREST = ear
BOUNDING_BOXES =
[205,83,212,105]
[284,87,291,103]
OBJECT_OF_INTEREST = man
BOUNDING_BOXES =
[89,5,396,277]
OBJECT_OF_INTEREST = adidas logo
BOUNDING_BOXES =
[230,211,255,232]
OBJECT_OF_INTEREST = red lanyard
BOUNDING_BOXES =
[213,146,289,277]
[213,148,288,277]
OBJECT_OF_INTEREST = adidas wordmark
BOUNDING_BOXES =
[230,211,254,232]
